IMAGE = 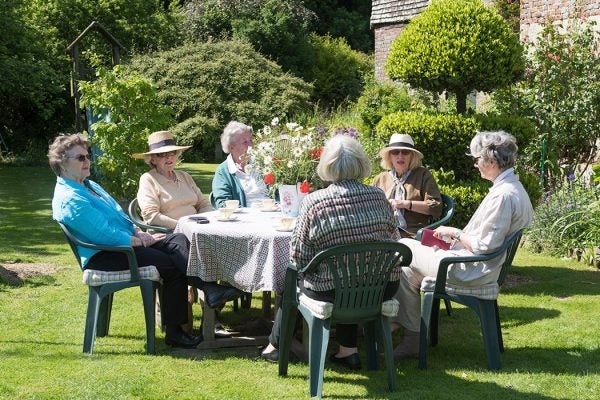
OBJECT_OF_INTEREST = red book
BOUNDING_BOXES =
[420,229,451,250]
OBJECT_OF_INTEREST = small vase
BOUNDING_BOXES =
[278,183,306,217]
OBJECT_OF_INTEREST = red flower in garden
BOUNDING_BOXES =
[310,147,323,160]
[299,180,311,193]
[263,172,275,185]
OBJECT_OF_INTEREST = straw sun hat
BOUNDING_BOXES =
[132,131,191,161]
[378,133,423,160]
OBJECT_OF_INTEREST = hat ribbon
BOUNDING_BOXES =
[149,139,176,151]
[388,141,414,149]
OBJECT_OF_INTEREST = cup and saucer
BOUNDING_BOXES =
[216,207,238,222]
[260,199,279,212]
[225,200,243,213]
[274,216,295,232]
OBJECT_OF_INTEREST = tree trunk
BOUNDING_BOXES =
[456,90,467,114]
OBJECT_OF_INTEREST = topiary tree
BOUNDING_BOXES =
[386,0,524,114]
[129,40,313,160]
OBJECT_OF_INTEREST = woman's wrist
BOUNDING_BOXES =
[453,229,463,241]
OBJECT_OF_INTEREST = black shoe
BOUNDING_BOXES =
[260,349,279,363]
[165,327,202,349]
[204,285,239,308]
[329,353,361,370]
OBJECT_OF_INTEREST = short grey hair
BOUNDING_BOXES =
[469,130,518,170]
[317,135,371,183]
[47,133,89,177]
[220,121,253,154]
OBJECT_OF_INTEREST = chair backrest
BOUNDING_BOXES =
[302,241,412,321]
[127,198,170,234]
[58,222,84,270]
[416,194,455,240]
[497,229,524,286]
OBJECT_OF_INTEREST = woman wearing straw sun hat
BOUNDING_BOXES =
[373,133,443,238]
[133,130,213,231]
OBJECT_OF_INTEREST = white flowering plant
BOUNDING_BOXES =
[248,117,329,196]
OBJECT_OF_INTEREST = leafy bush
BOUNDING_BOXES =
[355,83,414,133]
[79,63,174,201]
[306,34,373,109]
[492,20,599,190]
[433,169,489,227]
[129,40,313,160]
[386,0,524,114]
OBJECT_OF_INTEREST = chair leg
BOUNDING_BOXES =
[444,299,453,316]
[429,298,441,346]
[479,301,501,370]
[83,288,102,354]
[363,321,378,371]
[379,317,396,392]
[278,302,298,377]
[307,317,330,399]
[419,292,435,369]
[96,293,113,337]
[140,281,156,354]
[494,300,504,353]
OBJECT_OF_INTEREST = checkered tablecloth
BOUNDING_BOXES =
[175,208,292,293]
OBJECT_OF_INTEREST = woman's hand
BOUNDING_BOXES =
[390,199,411,210]
[135,231,157,247]
[433,226,460,240]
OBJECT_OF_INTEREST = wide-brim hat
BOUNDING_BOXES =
[132,131,191,159]
[378,133,423,159]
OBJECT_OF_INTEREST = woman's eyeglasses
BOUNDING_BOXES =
[156,151,177,158]
[390,149,412,156]
[68,154,91,162]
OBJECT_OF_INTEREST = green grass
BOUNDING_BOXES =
[1,165,599,399]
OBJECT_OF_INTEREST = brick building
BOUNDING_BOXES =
[371,0,600,82]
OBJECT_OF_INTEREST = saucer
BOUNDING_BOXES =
[274,225,294,232]
[261,206,280,212]
[216,215,238,222]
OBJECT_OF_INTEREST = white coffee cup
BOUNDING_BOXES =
[225,200,240,209]
[278,216,295,230]
[262,199,276,209]
[219,207,235,220]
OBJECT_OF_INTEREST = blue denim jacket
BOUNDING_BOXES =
[52,177,134,268]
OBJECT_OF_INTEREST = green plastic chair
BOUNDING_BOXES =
[58,222,160,354]
[127,198,172,234]
[278,241,412,399]
[418,229,524,370]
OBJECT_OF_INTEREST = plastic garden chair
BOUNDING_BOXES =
[418,229,524,370]
[127,198,172,234]
[58,222,160,354]
[278,241,412,399]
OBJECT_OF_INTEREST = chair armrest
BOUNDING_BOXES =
[66,233,141,281]
[132,220,171,234]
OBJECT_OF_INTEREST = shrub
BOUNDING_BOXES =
[130,40,313,160]
[355,83,414,133]
[306,34,373,109]
[79,63,174,201]
[492,20,600,190]
[386,0,524,114]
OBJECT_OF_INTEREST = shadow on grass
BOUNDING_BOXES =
[507,265,599,297]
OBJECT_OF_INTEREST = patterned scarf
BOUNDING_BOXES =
[389,169,412,229]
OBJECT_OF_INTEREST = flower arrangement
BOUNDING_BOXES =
[248,118,329,196]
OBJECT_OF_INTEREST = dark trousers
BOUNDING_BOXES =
[86,233,190,326]
[269,280,400,348]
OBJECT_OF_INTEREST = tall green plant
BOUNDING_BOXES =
[79,63,174,201]
[386,0,524,114]
[493,20,599,190]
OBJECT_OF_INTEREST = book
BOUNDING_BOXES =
[420,229,451,250]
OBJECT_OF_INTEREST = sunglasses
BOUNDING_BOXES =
[68,153,91,162]
[390,149,412,156]
[156,151,178,158]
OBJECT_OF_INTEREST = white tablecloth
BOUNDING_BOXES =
[175,208,293,293]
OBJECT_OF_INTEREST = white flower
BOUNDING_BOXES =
[287,160,295,168]
[294,126,303,132]
[263,126,271,135]
[292,147,303,157]
[286,122,299,130]
[263,156,272,165]
[271,117,280,126]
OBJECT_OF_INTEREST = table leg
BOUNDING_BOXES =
[262,291,272,317]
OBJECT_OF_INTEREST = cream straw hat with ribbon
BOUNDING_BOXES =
[132,131,191,161]
[378,133,424,160]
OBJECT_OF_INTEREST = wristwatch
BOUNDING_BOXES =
[454,230,463,241]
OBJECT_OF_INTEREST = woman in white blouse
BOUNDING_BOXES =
[392,130,534,360]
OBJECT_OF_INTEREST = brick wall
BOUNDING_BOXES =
[374,24,405,82]
[521,0,600,41]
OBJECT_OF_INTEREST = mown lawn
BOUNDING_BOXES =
[0,164,598,399]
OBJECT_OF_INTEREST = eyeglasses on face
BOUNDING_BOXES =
[156,151,178,158]
[390,149,412,156]
[68,153,91,162]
